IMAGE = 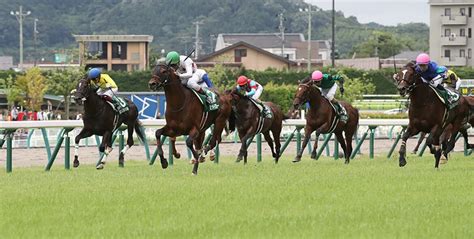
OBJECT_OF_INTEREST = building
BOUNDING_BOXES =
[214,33,331,64]
[0,56,14,70]
[197,41,296,71]
[73,35,153,71]
[380,51,424,68]
[429,0,474,67]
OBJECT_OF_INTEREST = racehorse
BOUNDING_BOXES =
[226,89,285,164]
[73,78,145,169]
[291,77,359,164]
[393,62,472,168]
[148,64,232,175]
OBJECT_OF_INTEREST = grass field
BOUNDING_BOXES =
[1,154,473,238]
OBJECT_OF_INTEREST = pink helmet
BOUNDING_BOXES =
[416,53,430,64]
[311,70,323,81]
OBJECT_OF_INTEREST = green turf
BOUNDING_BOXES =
[1,154,473,238]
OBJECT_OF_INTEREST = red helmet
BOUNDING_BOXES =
[237,75,248,86]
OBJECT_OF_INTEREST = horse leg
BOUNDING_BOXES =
[196,133,206,163]
[459,127,474,149]
[186,128,201,175]
[236,128,253,164]
[97,131,113,170]
[262,131,275,161]
[118,123,135,167]
[398,125,420,167]
[271,127,282,163]
[293,125,316,163]
[204,115,228,161]
[310,132,321,159]
[170,137,181,159]
[412,132,426,154]
[155,126,173,169]
[334,131,348,164]
[344,129,355,164]
[73,128,93,168]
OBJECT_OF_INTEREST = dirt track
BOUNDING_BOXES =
[1,137,471,169]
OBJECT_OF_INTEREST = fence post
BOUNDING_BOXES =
[214,143,219,164]
[119,130,124,167]
[369,126,377,159]
[334,138,339,160]
[40,128,52,161]
[257,133,262,162]
[279,129,296,157]
[5,129,16,173]
[296,127,302,155]
[168,137,173,166]
[316,133,333,160]
[26,128,35,148]
[64,130,71,170]
[351,128,369,159]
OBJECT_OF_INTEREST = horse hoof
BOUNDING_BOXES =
[440,155,448,164]
[96,163,104,170]
[161,160,169,169]
[199,157,205,163]
[73,161,80,168]
[344,160,350,164]
[310,154,317,160]
[235,157,242,163]
[292,157,301,163]
[210,155,216,161]
[399,161,407,167]
[192,171,198,176]
[411,150,417,154]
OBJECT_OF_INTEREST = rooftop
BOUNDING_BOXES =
[73,35,154,43]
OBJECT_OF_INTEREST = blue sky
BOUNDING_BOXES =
[305,0,429,26]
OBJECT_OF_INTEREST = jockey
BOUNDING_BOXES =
[311,70,346,116]
[195,68,214,89]
[236,75,263,101]
[87,68,117,102]
[165,51,213,103]
[414,53,448,91]
[445,69,462,91]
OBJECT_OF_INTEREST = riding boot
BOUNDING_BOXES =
[101,95,112,102]
[198,88,213,104]
[436,84,446,92]
[330,99,341,114]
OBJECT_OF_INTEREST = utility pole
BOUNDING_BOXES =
[278,12,285,58]
[210,34,216,53]
[193,21,203,59]
[10,5,31,69]
[307,6,312,72]
[34,18,38,66]
[331,0,336,67]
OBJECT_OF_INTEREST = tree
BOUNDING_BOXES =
[336,72,375,103]
[15,68,48,111]
[0,75,22,110]
[351,31,404,59]
[46,68,84,119]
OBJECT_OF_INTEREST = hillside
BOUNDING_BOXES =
[0,0,429,63]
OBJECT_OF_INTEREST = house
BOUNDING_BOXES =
[197,41,296,71]
[214,33,331,63]
[0,56,14,70]
[381,51,424,68]
[73,35,153,71]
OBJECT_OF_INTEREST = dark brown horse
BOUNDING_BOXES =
[73,78,145,169]
[291,77,359,164]
[227,89,285,164]
[148,64,232,175]
[393,62,472,168]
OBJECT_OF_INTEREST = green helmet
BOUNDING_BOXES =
[166,51,180,65]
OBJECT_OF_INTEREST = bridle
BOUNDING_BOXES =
[396,67,420,95]
[293,83,312,109]
[150,64,187,112]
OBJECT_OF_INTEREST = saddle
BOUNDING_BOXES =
[248,98,272,119]
[430,85,461,110]
[104,95,129,114]
[328,99,348,124]
[191,89,219,112]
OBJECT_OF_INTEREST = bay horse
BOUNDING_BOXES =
[393,62,471,168]
[73,78,145,169]
[226,89,285,164]
[148,64,232,175]
[291,77,359,164]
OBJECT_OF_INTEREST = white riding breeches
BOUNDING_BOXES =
[97,88,118,98]
[251,85,263,100]
[186,72,203,91]
[455,79,461,91]
[321,83,338,101]
[422,76,443,87]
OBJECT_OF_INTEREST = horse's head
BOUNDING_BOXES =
[148,64,178,91]
[292,77,313,110]
[393,62,419,97]
[73,78,93,105]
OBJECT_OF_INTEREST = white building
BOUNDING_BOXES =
[429,0,474,67]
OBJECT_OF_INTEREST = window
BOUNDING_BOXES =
[112,64,127,71]
[469,49,472,59]
[460,8,466,16]
[132,64,140,71]
[469,7,472,17]
[87,42,107,59]
[131,52,140,61]
[445,8,451,16]
[234,49,247,62]
[460,28,466,37]
[112,42,127,59]
[469,28,472,38]
[445,28,451,37]
[445,49,451,59]
[460,49,465,57]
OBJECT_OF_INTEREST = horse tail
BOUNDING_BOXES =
[134,120,146,143]
[228,109,236,133]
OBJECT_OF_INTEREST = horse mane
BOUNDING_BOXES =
[300,76,312,84]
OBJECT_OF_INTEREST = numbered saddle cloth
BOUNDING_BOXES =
[430,85,461,110]
[110,96,129,114]
[191,89,219,112]
[249,98,273,119]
